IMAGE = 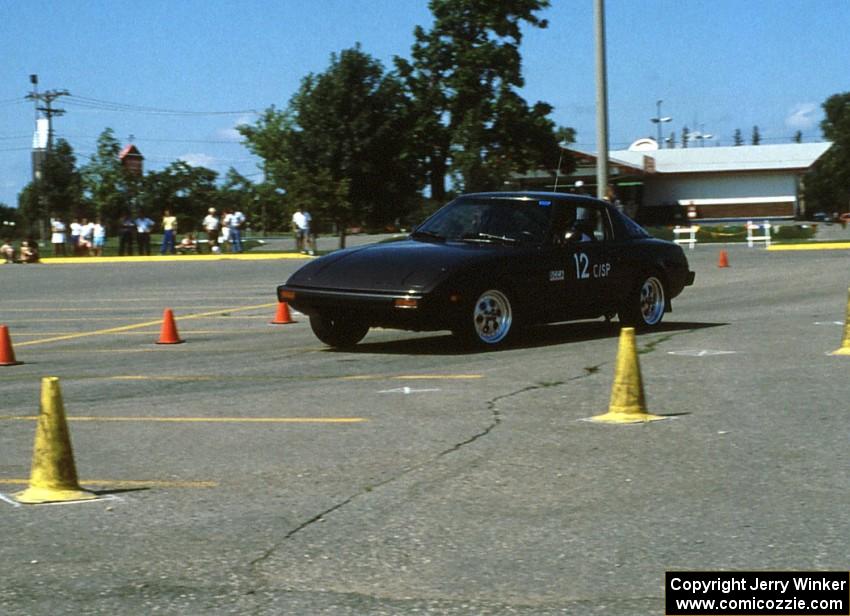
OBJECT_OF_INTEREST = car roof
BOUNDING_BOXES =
[457,191,608,207]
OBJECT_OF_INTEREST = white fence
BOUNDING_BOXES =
[746,221,771,248]
[673,225,700,250]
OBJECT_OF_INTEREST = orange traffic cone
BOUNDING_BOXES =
[270,301,295,325]
[0,325,22,366]
[156,308,184,344]
[718,249,730,268]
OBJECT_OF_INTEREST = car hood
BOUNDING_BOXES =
[285,239,511,293]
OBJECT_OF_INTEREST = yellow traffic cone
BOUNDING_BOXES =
[15,377,97,504]
[830,288,850,356]
[589,327,666,424]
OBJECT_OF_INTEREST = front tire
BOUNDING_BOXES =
[309,314,369,348]
[454,288,515,348]
[619,273,666,329]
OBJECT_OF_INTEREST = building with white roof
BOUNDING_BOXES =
[511,141,833,221]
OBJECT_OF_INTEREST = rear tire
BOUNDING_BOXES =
[309,314,369,348]
[619,273,666,330]
[453,288,515,349]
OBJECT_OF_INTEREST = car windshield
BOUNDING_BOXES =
[414,197,553,244]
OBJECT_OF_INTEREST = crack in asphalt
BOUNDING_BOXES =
[247,366,609,576]
[638,332,678,354]
[245,330,684,603]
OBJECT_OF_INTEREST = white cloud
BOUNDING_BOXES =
[216,127,241,141]
[178,153,218,168]
[216,114,254,141]
[785,103,819,130]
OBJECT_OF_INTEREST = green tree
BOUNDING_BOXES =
[733,128,744,146]
[17,139,84,237]
[820,94,850,141]
[81,128,132,226]
[793,130,803,143]
[681,126,690,148]
[141,161,219,232]
[751,125,761,145]
[240,46,419,247]
[0,203,23,239]
[217,168,278,233]
[804,92,850,214]
[395,0,561,197]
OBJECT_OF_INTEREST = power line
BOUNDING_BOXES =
[64,95,259,117]
[0,97,26,106]
[56,132,245,145]
[70,148,258,164]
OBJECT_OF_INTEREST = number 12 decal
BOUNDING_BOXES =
[573,252,590,279]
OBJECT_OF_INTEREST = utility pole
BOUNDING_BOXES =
[26,85,69,153]
[26,75,70,240]
[594,0,610,200]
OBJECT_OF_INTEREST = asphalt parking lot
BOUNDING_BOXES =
[1,243,848,615]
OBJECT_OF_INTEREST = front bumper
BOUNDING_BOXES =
[277,284,452,331]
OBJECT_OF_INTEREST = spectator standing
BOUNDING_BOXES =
[219,209,231,253]
[160,210,178,255]
[226,208,246,253]
[135,212,154,255]
[69,218,82,256]
[202,208,220,253]
[92,218,107,257]
[118,213,136,256]
[78,218,94,256]
[50,217,66,256]
[292,207,312,254]
[305,210,316,255]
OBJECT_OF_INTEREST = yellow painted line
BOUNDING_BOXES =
[0,372,477,384]
[1,304,272,310]
[0,478,217,488]
[1,317,163,322]
[342,373,483,381]
[107,375,216,381]
[31,348,195,354]
[42,253,309,264]
[395,374,483,380]
[11,330,231,337]
[767,242,850,251]
[3,316,272,322]
[0,415,365,424]
[14,302,276,347]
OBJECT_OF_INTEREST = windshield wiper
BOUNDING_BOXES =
[410,229,446,242]
[460,232,519,244]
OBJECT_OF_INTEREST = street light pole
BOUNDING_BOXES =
[594,0,609,200]
[651,99,672,147]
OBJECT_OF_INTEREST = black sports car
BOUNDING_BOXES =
[278,192,695,349]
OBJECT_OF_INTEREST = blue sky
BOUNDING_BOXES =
[1,0,848,208]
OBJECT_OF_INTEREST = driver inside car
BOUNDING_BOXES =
[566,219,594,242]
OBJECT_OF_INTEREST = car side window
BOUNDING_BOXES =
[617,213,651,239]
[575,206,612,242]
[549,202,615,245]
